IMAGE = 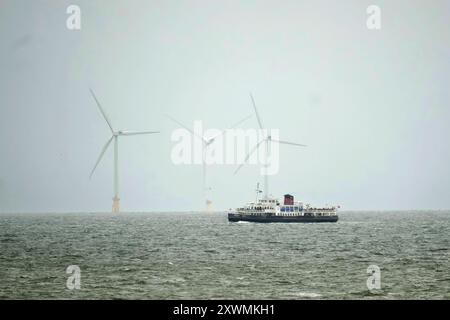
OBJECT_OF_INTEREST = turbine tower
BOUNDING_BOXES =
[234,93,306,199]
[166,114,252,211]
[89,88,159,213]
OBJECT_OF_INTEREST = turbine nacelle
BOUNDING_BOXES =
[205,138,215,146]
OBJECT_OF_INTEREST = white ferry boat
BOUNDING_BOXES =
[228,187,339,223]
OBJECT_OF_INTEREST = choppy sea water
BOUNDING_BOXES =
[0,211,449,299]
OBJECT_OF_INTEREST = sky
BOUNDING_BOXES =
[0,0,449,212]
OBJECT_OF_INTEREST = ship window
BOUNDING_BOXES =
[289,207,294,212]
[281,207,285,212]
[294,206,299,211]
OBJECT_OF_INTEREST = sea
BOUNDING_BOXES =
[0,211,449,299]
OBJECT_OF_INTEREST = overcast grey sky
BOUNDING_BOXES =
[0,0,449,212]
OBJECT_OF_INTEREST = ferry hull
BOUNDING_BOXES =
[228,213,338,223]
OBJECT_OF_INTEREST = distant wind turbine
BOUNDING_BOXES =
[89,88,159,212]
[166,113,252,211]
[234,93,306,199]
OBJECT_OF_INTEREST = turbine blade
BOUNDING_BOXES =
[271,139,307,147]
[119,131,160,136]
[207,114,253,142]
[229,113,253,130]
[89,88,114,133]
[165,114,205,142]
[89,136,113,178]
[234,139,265,175]
[250,93,264,129]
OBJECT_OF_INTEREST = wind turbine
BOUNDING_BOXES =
[234,93,307,199]
[89,88,159,213]
[166,113,252,211]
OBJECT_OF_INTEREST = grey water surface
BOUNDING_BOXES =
[0,211,449,299]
